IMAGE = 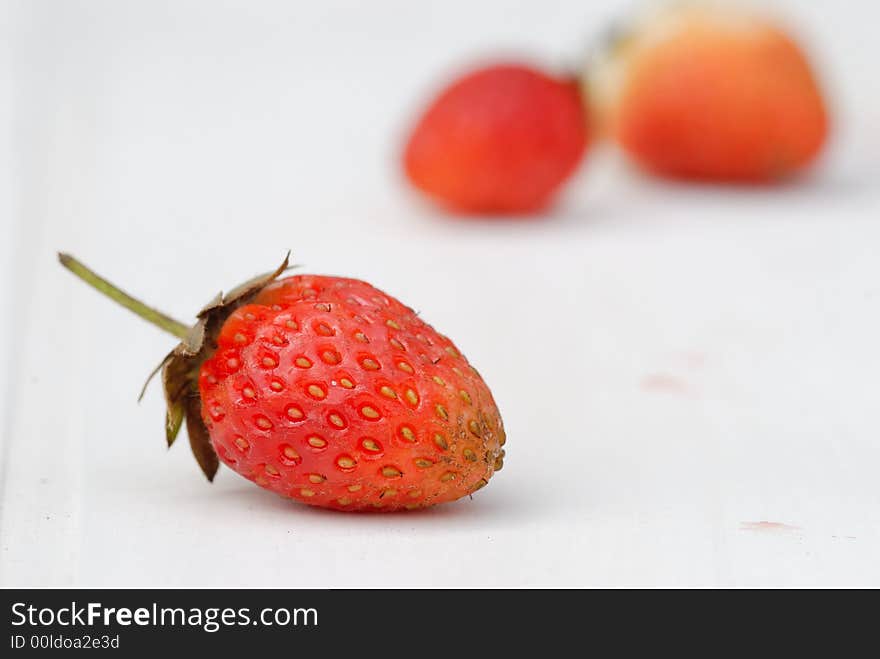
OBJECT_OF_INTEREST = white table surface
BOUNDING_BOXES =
[2,0,879,587]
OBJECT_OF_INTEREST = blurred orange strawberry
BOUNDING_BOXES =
[589,6,829,182]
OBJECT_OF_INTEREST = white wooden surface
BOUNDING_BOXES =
[1,0,879,587]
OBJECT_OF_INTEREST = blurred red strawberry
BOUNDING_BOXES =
[588,6,829,182]
[404,63,589,214]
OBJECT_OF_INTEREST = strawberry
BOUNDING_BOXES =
[59,254,505,512]
[403,62,589,214]
[588,6,829,181]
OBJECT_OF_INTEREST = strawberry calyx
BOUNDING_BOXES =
[157,254,291,480]
[59,252,293,481]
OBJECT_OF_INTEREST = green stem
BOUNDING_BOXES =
[58,253,192,340]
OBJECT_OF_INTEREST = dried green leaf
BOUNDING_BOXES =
[138,351,173,403]
[196,252,291,319]
[184,395,218,481]
[165,400,185,447]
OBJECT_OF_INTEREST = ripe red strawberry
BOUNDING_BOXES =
[403,63,589,214]
[588,6,828,181]
[59,254,505,512]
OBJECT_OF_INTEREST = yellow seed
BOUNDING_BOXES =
[285,319,298,329]
[347,484,362,492]
[314,303,332,312]
[329,413,345,428]
[227,358,239,369]
[262,356,277,368]
[433,433,448,450]
[435,404,448,421]
[282,446,300,460]
[472,479,488,492]
[286,406,304,420]
[362,358,380,370]
[389,338,404,350]
[255,416,272,430]
[361,405,380,419]
[233,332,246,344]
[270,380,283,391]
[414,458,433,468]
[322,351,340,364]
[362,439,381,452]
[463,448,477,462]
[295,357,312,368]
[398,361,414,374]
[468,420,481,437]
[234,437,249,451]
[265,465,279,476]
[382,466,402,478]
[308,474,325,484]
[432,376,445,386]
[440,471,457,482]
[445,346,459,358]
[242,386,255,399]
[244,313,255,321]
[405,503,420,510]
[372,502,384,508]
[307,436,327,448]
[459,390,472,405]
[408,490,422,499]
[307,384,325,399]
[354,331,368,343]
[300,489,315,497]
[337,456,356,469]
[379,386,397,399]
[380,488,398,498]
[400,426,416,442]
[405,389,419,405]
[339,378,354,389]
[337,497,352,506]
[386,319,401,330]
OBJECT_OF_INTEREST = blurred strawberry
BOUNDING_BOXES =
[403,63,589,214]
[588,6,829,182]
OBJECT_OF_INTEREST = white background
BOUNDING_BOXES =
[1,0,879,587]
